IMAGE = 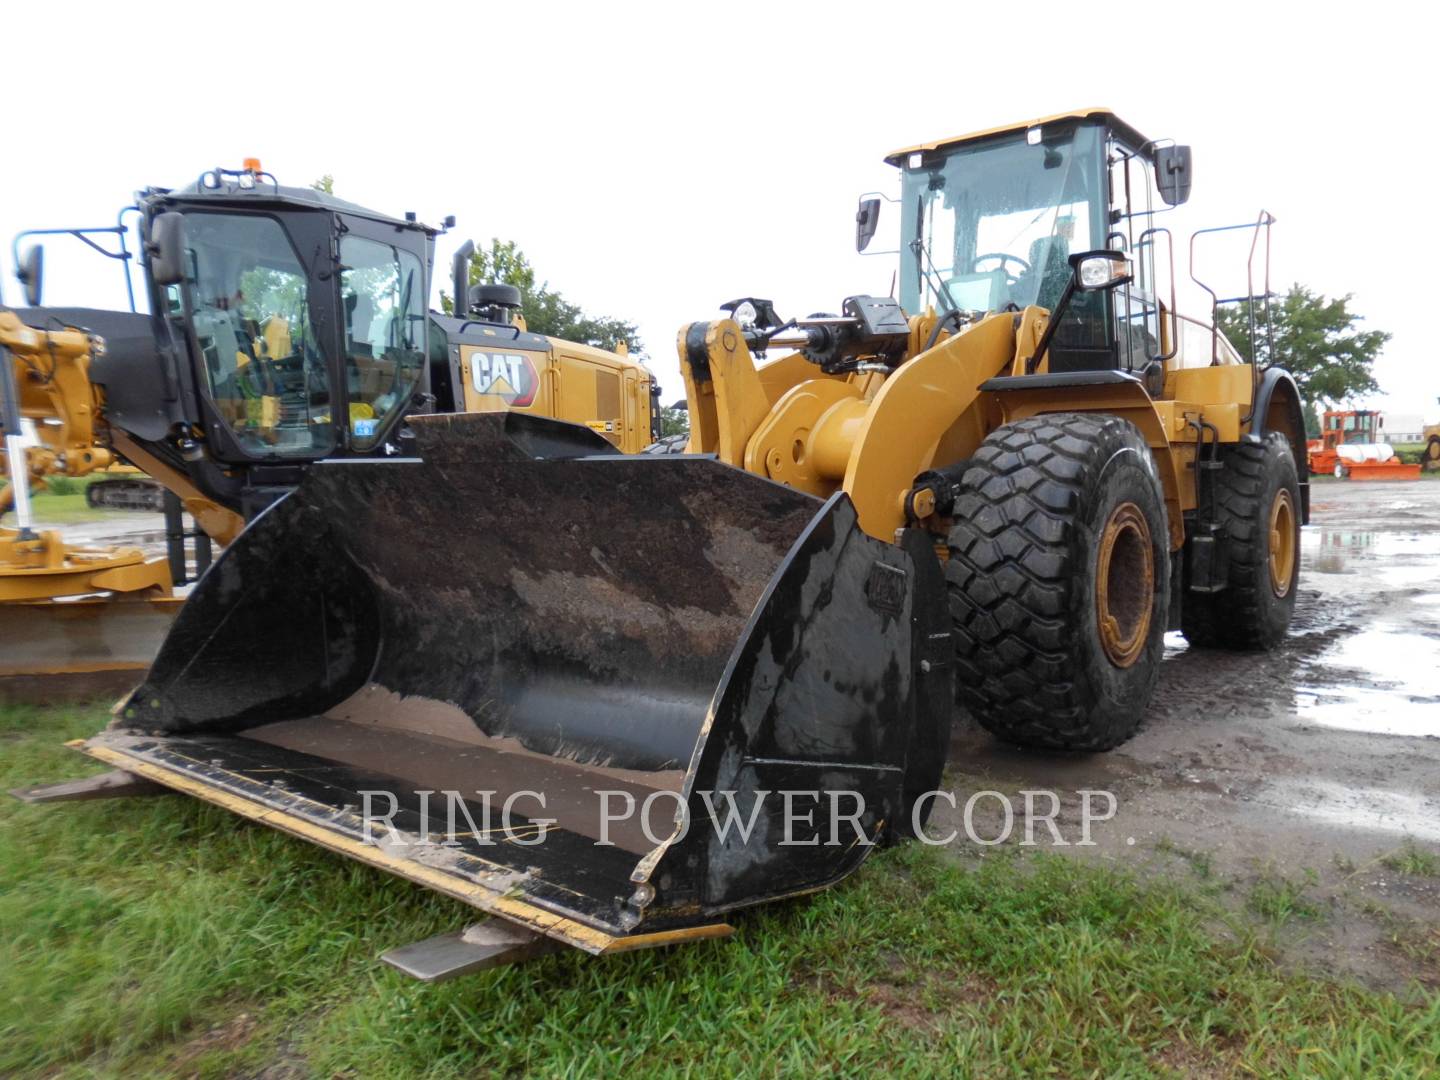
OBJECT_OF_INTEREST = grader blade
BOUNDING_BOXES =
[0,595,183,704]
[76,412,951,952]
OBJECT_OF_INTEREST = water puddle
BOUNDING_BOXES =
[1302,531,1440,599]
[1295,627,1440,737]
[1306,529,1375,574]
[1259,778,1440,843]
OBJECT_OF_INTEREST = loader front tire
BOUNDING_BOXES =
[946,415,1170,751]
[1180,433,1300,650]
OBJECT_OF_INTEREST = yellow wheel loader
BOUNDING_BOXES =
[674,108,1305,750]
[1424,414,1440,470]
[18,111,1306,976]
[2,164,656,696]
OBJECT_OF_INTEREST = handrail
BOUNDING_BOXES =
[1188,210,1276,423]
[1136,226,1177,363]
[11,203,143,313]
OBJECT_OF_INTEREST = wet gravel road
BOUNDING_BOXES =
[937,478,1440,990]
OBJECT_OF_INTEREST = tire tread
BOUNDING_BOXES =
[945,414,1165,751]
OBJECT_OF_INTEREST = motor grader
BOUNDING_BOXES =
[18,110,1307,978]
[2,164,656,693]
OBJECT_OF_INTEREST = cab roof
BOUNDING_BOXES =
[161,178,426,233]
[884,108,1153,166]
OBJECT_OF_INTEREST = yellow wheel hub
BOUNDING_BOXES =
[1268,488,1296,598]
[1095,502,1154,668]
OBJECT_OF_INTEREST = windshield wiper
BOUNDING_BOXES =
[909,236,963,324]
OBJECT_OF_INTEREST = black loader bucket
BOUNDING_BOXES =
[79,413,951,953]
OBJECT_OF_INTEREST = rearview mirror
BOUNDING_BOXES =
[1154,145,1193,206]
[148,212,188,286]
[855,197,881,252]
[1070,250,1133,292]
[16,244,43,307]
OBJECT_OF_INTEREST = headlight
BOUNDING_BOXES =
[1075,253,1133,291]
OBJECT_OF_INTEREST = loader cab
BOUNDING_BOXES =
[139,169,438,475]
[891,110,1178,376]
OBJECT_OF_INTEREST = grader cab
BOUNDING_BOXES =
[2,165,657,696]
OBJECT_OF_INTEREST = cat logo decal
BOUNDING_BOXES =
[470,351,538,407]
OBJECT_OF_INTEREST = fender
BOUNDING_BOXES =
[1248,367,1310,523]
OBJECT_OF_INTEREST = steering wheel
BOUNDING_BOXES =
[971,252,1031,283]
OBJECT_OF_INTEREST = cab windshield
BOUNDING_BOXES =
[184,212,332,458]
[899,124,1105,317]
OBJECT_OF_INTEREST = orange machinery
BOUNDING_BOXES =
[1307,409,1421,480]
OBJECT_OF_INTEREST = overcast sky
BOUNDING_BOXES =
[4,2,1431,423]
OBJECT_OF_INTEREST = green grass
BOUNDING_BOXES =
[1154,834,1215,880]
[1247,868,1323,924]
[26,492,93,522]
[40,475,89,497]
[4,477,103,525]
[1382,841,1440,879]
[3,703,1438,1078]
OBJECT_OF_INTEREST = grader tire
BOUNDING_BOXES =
[945,414,1171,752]
[1181,433,1300,650]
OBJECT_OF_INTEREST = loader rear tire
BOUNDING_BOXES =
[946,414,1170,752]
[1180,433,1300,650]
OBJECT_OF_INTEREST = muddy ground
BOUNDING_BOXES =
[933,478,1440,992]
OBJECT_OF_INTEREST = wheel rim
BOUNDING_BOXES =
[1428,439,1440,462]
[1095,502,1154,668]
[1268,488,1297,597]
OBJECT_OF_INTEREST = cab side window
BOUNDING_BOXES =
[339,237,428,448]
[1107,141,1163,371]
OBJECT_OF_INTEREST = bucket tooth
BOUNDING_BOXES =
[10,767,168,804]
[381,920,563,982]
